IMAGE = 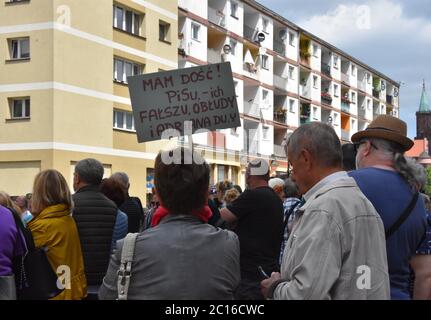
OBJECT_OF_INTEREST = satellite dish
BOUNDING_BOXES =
[223,44,232,54]
[394,87,399,97]
[327,116,333,124]
[279,30,287,41]
[256,32,265,43]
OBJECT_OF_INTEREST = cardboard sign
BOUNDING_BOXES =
[127,62,240,143]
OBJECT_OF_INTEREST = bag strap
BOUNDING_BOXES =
[117,233,138,300]
[385,192,419,239]
[283,201,301,232]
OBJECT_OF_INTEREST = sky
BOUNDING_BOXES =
[258,0,431,139]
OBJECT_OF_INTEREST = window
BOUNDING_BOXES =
[234,80,239,97]
[159,21,170,42]
[262,126,269,140]
[312,44,318,57]
[262,89,268,102]
[312,106,318,119]
[289,99,295,113]
[261,55,269,70]
[351,65,356,76]
[289,32,295,46]
[262,18,269,33]
[334,84,339,97]
[333,55,339,69]
[288,66,295,80]
[230,1,238,18]
[351,119,356,128]
[10,98,30,119]
[367,99,371,110]
[191,23,200,41]
[114,110,135,131]
[366,73,371,84]
[114,58,142,83]
[229,39,237,55]
[333,112,338,124]
[9,38,30,60]
[113,5,142,36]
[217,165,226,182]
[351,92,356,104]
[313,75,318,88]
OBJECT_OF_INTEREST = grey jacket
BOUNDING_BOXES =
[270,176,390,300]
[99,214,240,300]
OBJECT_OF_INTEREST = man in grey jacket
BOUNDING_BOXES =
[261,122,390,300]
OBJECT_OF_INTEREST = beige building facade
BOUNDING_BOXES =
[0,0,178,203]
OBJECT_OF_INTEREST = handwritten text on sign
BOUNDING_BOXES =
[127,62,240,143]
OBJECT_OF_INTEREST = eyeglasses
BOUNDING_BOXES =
[353,140,379,153]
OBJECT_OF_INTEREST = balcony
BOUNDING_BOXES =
[341,73,350,85]
[245,139,260,155]
[358,105,366,118]
[341,102,350,113]
[273,144,286,158]
[300,85,311,99]
[321,92,333,105]
[358,81,366,92]
[373,89,380,99]
[273,110,287,124]
[243,63,258,79]
[207,48,221,64]
[243,102,261,118]
[273,74,288,90]
[321,63,331,77]
[386,95,393,105]
[208,7,226,28]
[244,25,258,42]
[299,54,310,67]
[341,129,350,141]
[273,40,286,56]
[300,115,311,126]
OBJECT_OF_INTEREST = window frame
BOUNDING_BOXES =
[113,5,142,36]
[113,109,136,132]
[10,97,30,120]
[334,84,339,97]
[159,20,171,43]
[288,66,295,80]
[114,57,142,84]
[230,1,238,18]
[9,38,30,60]
[191,22,201,41]
[261,55,269,70]
[288,32,295,47]
[262,126,270,140]
[289,99,295,113]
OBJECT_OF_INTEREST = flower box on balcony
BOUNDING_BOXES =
[321,92,333,104]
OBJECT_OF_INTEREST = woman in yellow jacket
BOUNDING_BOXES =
[28,169,87,300]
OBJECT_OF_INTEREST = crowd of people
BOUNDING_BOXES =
[0,115,430,300]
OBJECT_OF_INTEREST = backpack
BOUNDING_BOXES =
[9,208,63,300]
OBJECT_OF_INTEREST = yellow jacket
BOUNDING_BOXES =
[28,204,87,300]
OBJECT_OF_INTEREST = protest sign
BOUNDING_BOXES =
[127,62,240,143]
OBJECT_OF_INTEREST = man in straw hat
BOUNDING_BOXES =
[349,115,427,300]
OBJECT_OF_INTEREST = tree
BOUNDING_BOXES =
[425,167,431,196]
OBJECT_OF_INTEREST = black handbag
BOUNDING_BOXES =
[10,208,64,300]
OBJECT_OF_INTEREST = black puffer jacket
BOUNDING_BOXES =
[72,185,117,286]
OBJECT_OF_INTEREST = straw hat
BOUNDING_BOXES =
[351,115,414,151]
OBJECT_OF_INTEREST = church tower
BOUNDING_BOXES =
[416,80,431,153]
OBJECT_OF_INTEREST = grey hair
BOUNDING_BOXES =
[287,122,342,168]
[284,178,300,198]
[369,138,425,190]
[112,172,130,187]
[75,158,104,186]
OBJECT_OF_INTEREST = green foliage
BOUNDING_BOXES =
[425,167,431,196]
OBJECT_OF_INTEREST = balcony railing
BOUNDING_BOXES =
[273,74,288,90]
[358,81,366,91]
[341,102,350,113]
[208,7,226,28]
[373,89,380,99]
[321,63,331,77]
[273,40,286,56]
[243,63,258,79]
[300,85,311,99]
[341,129,350,141]
[207,48,221,64]
[341,73,350,84]
[300,115,311,126]
[244,25,258,42]
[273,111,286,124]
[245,138,260,155]
[321,92,333,105]
[243,102,261,118]
[358,105,366,118]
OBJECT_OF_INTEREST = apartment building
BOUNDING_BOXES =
[0,0,178,201]
[178,0,400,182]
